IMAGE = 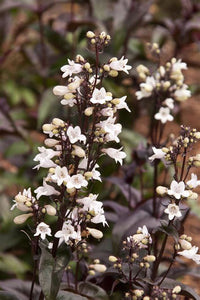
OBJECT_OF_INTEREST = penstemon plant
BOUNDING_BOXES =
[11,31,131,300]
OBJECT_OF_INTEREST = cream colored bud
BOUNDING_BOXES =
[103,64,110,72]
[15,194,27,203]
[64,93,75,100]
[159,66,165,77]
[186,236,192,242]
[163,81,170,89]
[91,38,96,44]
[44,205,57,216]
[111,98,120,105]
[72,145,85,158]
[66,187,76,195]
[42,208,46,214]
[100,31,106,39]
[106,34,111,40]
[187,191,198,200]
[175,243,180,250]
[84,107,94,116]
[172,286,181,294]
[86,31,95,38]
[162,147,169,153]
[179,239,192,250]
[87,227,103,239]
[110,57,117,62]
[14,213,33,224]
[136,64,149,74]
[44,138,59,147]
[76,54,84,62]
[193,161,200,167]
[145,262,150,268]
[156,186,168,196]
[49,168,55,174]
[143,297,150,300]
[184,137,189,144]
[25,201,32,207]
[144,255,156,262]
[90,263,107,272]
[89,270,95,275]
[52,118,64,127]
[84,62,90,70]
[134,290,143,297]
[42,124,55,132]
[84,171,93,179]
[194,132,200,139]
[180,234,187,239]
[109,255,118,262]
[52,129,58,135]
[109,70,118,77]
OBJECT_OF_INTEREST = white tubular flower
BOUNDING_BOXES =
[67,126,86,144]
[164,203,182,220]
[154,107,174,124]
[187,173,200,189]
[164,98,174,109]
[127,225,152,248]
[174,84,191,102]
[53,85,69,96]
[167,180,190,200]
[11,188,35,211]
[34,181,60,199]
[33,147,59,170]
[135,76,156,100]
[34,222,52,240]
[102,147,126,165]
[51,166,70,186]
[66,174,88,189]
[91,164,102,182]
[61,59,82,78]
[109,56,132,74]
[115,96,131,112]
[55,221,81,245]
[61,97,77,107]
[178,246,200,264]
[149,147,165,162]
[90,87,112,104]
[171,58,187,73]
[98,117,122,143]
[100,107,114,117]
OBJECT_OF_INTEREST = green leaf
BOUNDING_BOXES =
[21,89,36,108]
[5,140,30,157]
[39,243,71,300]
[56,290,87,300]
[0,252,30,277]
[78,282,108,300]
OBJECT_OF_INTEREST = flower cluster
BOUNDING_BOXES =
[11,31,130,251]
[136,54,191,124]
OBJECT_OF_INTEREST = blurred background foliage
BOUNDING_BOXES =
[1,0,200,289]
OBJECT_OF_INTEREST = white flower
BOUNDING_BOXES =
[34,222,52,240]
[187,173,200,189]
[174,84,191,102]
[55,221,81,245]
[79,158,102,182]
[90,87,112,104]
[164,98,174,109]
[167,180,190,200]
[51,166,70,186]
[110,56,132,74]
[61,59,82,78]
[127,225,152,248]
[115,96,131,112]
[98,117,122,143]
[34,181,60,199]
[178,246,200,264]
[66,174,88,189]
[102,147,126,165]
[100,107,114,117]
[33,147,59,170]
[164,203,182,220]
[149,147,165,162]
[154,107,174,124]
[11,188,34,211]
[136,76,156,100]
[171,59,187,73]
[67,126,86,144]
[61,97,77,107]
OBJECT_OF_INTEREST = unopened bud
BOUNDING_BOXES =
[44,138,59,147]
[84,62,90,70]
[89,270,95,275]
[14,213,33,224]
[87,227,103,239]
[103,64,110,72]
[172,286,181,294]
[187,191,198,200]
[42,124,55,132]
[194,132,200,139]
[64,93,75,100]
[111,98,120,105]
[179,239,192,250]
[156,186,168,196]
[109,255,118,262]
[84,107,94,116]
[86,31,95,38]
[109,70,118,77]
[66,187,76,195]
[72,145,85,158]
[90,263,107,272]
[44,205,57,216]
[144,255,156,262]
[52,118,64,127]
[134,290,143,297]
[84,171,93,179]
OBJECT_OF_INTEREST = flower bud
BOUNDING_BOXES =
[72,145,85,158]
[111,98,120,105]
[84,107,94,116]
[156,186,168,196]
[136,64,149,74]
[84,172,93,179]
[187,191,198,200]
[44,139,59,147]
[52,118,64,127]
[90,263,107,272]
[89,270,95,276]
[109,255,118,262]
[144,255,156,262]
[172,286,181,294]
[64,93,75,100]
[42,124,55,132]
[66,187,76,195]
[179,239,192,250]
[14,213,33,224]
[91,38,96,44]
[109,70,118,77]
[87,227,103,239]
[86,31,95,38]
[84,62,90,70]
[15,194,27,203]
[75,54,84,62]
[44,205,57,216]
[194,132,200,139]
[103,64,110,72]
[134,290,143,297]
